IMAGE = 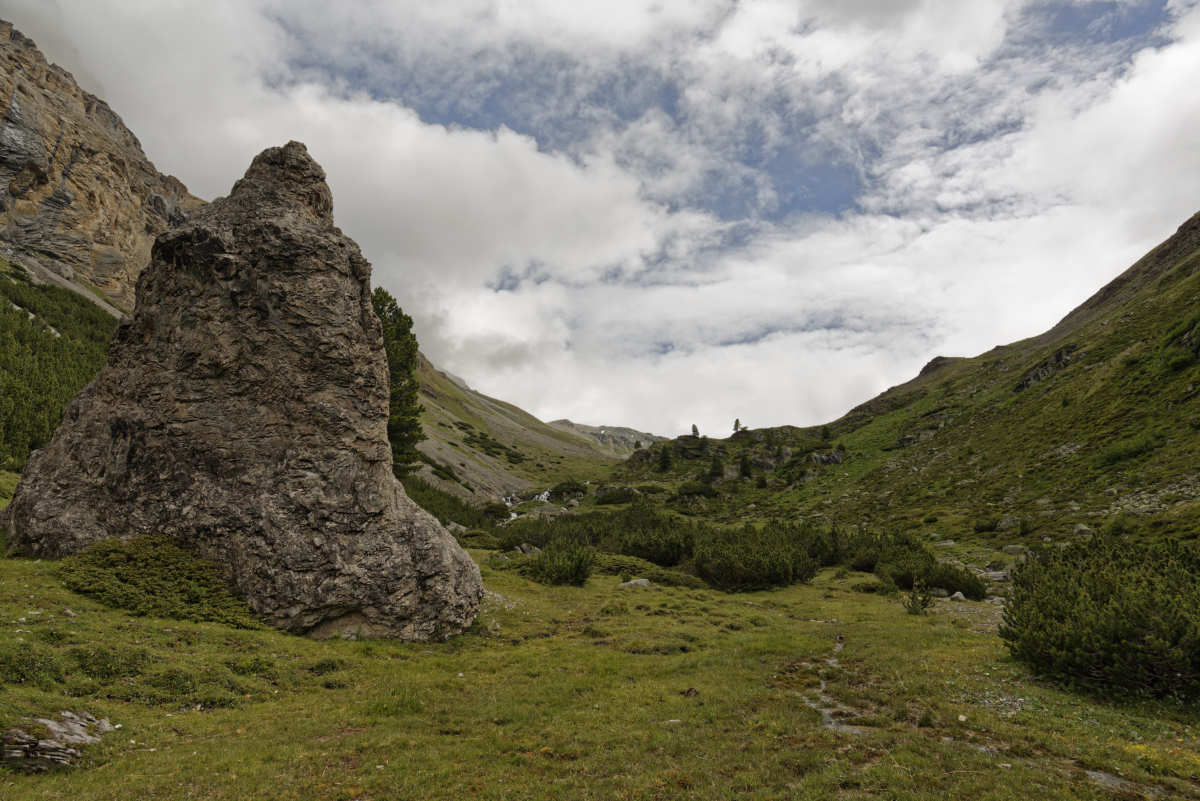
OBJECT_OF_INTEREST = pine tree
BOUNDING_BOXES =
[733,419,740,433]
[739,453,752,478]
[707,453,724,483]
[691,424,699,437]
[371,287,426,476]
[658,444,673,472]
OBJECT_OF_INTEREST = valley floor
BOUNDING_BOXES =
[2,551,1198,800]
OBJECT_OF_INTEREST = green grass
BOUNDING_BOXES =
[2,547,1198,799]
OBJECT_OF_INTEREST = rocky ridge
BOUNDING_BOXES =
[0,20,204,309]
[547,419,668,457]
[0,141,482,641]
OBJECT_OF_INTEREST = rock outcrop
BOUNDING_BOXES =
[0,141,483,641]
[0,20,204,309]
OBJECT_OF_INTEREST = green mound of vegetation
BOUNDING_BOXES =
[693,521,818,590]
[549,479,588,497]
[58,536,264,629]
[1001,534,1200,698]
[456,529,501,550]
[596,487,638,505]
[0,262,118,470]
[525,541,596,586]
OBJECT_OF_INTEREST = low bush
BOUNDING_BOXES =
[597,487,638,505]
[527,541,595,586]
[693,521,818,591]
[58,536,264,629]
[677,482,718,498]
[1162,347,1196,372]
[926,562,987,601]
[592,552,707,588]
[1099,431,1166,467]
[549,479,588,498]
[636,484,667,495]
[457,529,501,550]
[1001,535,1200,697]
[973,518,999,533]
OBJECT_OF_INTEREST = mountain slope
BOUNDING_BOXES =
[412,353,620,502]
[0,20,205,309]
[610,210,1200,549]
[546,419,668,457]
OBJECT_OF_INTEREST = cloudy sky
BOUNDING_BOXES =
[6,0,1200,436]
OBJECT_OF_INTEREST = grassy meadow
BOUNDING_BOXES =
[3,540,1198,799]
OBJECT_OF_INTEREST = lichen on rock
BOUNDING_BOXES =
[0,140,483,641]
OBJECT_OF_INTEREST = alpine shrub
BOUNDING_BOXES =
[1099,431,1166,467]
[59,536,263,629]
[549,479,588,498]
[527,541,595,586]
[1000,535,1200,697]
[903,582,934,615]
[926,562,987,601]
[597,487,638,505]
[693,520,818,590]
[677,482,718,498]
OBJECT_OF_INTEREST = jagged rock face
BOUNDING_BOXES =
[0,141,483,641]
[0,20,204,309]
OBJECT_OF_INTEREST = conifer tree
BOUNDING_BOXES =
[708,453,724,483]
[658,444,672,472]
[371,287,426,476]
[691,423,699,437]
[733,419,740,433]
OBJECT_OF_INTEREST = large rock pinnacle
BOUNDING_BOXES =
[0,141,483,641]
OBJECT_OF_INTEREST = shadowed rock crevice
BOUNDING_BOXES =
[1,141,482,641]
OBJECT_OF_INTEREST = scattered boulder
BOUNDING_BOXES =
[1074,523,1093,537]
[514,544,542,556]
[1002,545,1026,556]
[935,540,956,547]
[931,587,949,598]
[2,711,113,772]
[810,450,844,467]
[949,592,966,602]
[0,142,482,641]
[618,579,651,589]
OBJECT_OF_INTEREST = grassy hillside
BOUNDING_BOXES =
[413,353,620,503]
[603,211,1200,559]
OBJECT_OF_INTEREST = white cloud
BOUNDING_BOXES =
[4,0,1198,437]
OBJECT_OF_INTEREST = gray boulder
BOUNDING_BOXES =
[0,142,482,641]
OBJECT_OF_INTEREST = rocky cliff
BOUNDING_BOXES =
[0,20,204,309]
[0,141,482,641]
